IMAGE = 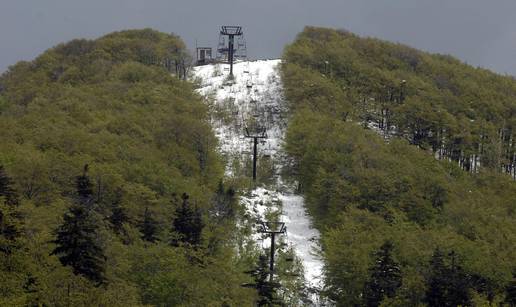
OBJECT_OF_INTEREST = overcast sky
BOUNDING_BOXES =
[1,0,516,75]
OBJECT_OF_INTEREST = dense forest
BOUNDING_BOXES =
[283,27,516,177]
[0,29,259,306]
[2,24,516,307]
[282,27,516,306]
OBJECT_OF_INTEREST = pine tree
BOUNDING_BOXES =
[51,204,105,284]
[139,207,158,243]
[109,189,127,235]
[425,249,472,307]
[76,164,94,206]
[244,254,280,307]
[254,254,279,306]
[172,193,204,246]
[505,271,516,306]
[0,165,19,206]
[363,241,402,307]
[0,205,22,251]
[426,249,447,307]
[447,251,471,306]
[0,165,22,254]
[51,167,105,284]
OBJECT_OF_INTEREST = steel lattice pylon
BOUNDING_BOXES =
[217,26,247,77]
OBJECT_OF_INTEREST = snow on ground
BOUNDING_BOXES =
[192,60,325,299]
[193,60,285,176]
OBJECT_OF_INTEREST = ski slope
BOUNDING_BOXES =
[192,60,325,303]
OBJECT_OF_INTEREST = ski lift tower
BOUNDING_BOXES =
[244,117,267,181]
[258,221,286,283]
[218,26,244,78]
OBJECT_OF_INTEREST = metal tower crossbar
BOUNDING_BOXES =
[258,221,286,283]
[219,25,244,77]
[221,26,243,36]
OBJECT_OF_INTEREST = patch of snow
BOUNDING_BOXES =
[193,60,325,303]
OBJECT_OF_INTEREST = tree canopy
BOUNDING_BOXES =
[282,26,516,306]
[0,29,255,306]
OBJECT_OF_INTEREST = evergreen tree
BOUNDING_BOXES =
[244,254,281,307]
[51,168,105,284]
[0,166,19,206]
[51,204,105,284]
[255,254,276,306]
[425,249,471,307]
[172,193,204,246]
[505,271,516,306]
[426,249,447,306]
[76,164,94,206]
[109,189,127,235]
[0,165,22,253]
[0,205,22,252]
[446,252,471,306]
[363,241,402,307]
[139,207,158,243]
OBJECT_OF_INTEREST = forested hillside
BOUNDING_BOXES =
[282,27,516,306]
[284,27,516,177]
[0,29,256,306]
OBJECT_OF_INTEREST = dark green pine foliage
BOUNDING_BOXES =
[139,207,158,243]
[506,271,516,306]
[425,249,471,307]
[0,165,22,253]
[76,164,94,206]
[363,241,402,307]
[109,189,127,235]
[172,193,204,246]
[51,168,105,284]
[425,249,447,306]
[52,205,105,284]
[246,254,280,307]
[0,165,19,206]
[256,254,275,307]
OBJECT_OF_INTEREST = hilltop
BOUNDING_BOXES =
[0,29,256,306]
[282,26,516,305]
[1,25,515,307]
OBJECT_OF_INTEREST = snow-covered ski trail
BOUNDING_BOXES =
[193,60,324,305]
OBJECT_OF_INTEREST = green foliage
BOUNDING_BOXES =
[505,271,516,306]
[108,188,127,235]
[282,27,516,305]
[76,165,94,205]
[139,207,158,243]
[52,204,106,284]
[172,193,204,246]
[0,165,19,206]
[0,165,22,254]
[425,250,473,307]
[129,243,256,306]
[250,254,281,306]
[50,169,105,285]
[364,241,403,307]
[283,26,516,177]
[0,29,255,305]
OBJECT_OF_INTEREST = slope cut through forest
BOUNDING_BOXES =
[1,25,516,307]
[193,59,326,306]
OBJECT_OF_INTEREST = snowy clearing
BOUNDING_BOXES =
[193,60,325,303]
